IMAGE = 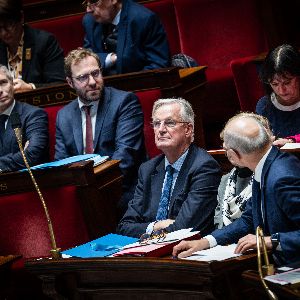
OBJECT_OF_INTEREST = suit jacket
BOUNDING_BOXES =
[83,0,170,74]
[117,144,221,238]
[0,101,49,172]
[212,146,300,265]
[0,25,65,88]
[55,87,146,210]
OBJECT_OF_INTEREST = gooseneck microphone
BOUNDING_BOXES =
[11,112,61,259]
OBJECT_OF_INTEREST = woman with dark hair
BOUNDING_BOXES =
[0,0,65,92]
[256,44,300,146]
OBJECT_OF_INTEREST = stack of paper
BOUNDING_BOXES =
[265,268,300,285]
[183,244,241,262]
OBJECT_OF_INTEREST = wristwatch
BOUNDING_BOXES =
[271,233,280,250]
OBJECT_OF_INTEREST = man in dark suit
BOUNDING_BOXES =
[0,0,65,92]
[55,47,146,212]
[82,0,170,75]
[173,112,300,266]
[117,98,221,238]
[0,65,49,172]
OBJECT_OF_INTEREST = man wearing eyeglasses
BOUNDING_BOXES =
[55,47,146,213]
[173,112,300,266]
[0,0,65,92]
[82,0,170,75]
[117,98,221,238]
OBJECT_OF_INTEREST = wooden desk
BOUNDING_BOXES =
[242,270,300,300]
[25,253,257,299]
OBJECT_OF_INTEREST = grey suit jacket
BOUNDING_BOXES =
[117,144,221,238]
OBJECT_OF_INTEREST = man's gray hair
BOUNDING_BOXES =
[0,65,13,82]
[220,112,272,154]
[152,98,195,126]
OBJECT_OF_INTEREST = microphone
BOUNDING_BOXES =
[11,112,61,259]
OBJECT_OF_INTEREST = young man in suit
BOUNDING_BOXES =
[173,112,300,266]
[82,0,170,75]
[117,98,221,238]
[0,65,49,172]
[0,0,65,92]
[55,47,146,213]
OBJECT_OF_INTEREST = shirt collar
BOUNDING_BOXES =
[165,147,189,172]
[254,146,272,183]
[112,9,121,26]
[271,92,300,111]
[78,99,99,113]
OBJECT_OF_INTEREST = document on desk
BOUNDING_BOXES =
[280,142,300,150]
[265,268,300,285]
[29,154,109,170]
[183,244,241,262]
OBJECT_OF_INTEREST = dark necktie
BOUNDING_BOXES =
[82,106,93,154]
[156,165,174,221]
[103,23,118,53]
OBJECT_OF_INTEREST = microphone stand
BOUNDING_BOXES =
[12,113,61,259]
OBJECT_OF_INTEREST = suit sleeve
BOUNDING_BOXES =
[141,13,170,70]
[33,32,65,88]
[212,198,254,245]
[275,176,300,260]
[116,165,151,237]
[111,92,144,179]
[54,110,69,160]
[0,108,49,171]
[166,158,220,236]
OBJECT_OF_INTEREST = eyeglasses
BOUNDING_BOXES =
[72,69,101,84]
[139,229,167,245]
[151,119,190,129]
[82,0,102,8]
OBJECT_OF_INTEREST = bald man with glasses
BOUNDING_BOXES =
[55,47,146,212]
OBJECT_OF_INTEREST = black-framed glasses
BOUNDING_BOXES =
[139,229,167,245]
[72,69,101,84]
[82,0,102,8]
[151,119,190,129]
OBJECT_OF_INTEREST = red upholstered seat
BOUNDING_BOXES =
[0,185,89,258]
[29,13,85,55]
[230,55,265,112]
[135,89,162,158]
[44,105,64,160]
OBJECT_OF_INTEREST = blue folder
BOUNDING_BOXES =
[62,234,138,258]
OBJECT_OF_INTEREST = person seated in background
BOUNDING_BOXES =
[55,47,146,213]
[82,0,170,76]
[214,166,253,229]
[173,112,300,266]
[0,0,65,93]
[256,44,300,147]
[117,98,221,238]
[0,65,48,172]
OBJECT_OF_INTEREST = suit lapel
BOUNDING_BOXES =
[259,146,279,232]
[169,145,194,210]
[72,100,84,154]
[116,1,129,73]
[93,89,109,151]
[150,158,166,212]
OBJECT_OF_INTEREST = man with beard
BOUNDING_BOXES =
[55,47,146,212]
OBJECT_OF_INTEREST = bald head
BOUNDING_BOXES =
[221,113,272,155]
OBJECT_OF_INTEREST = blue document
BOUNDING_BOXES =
[62,234,138,258]
[28,154,109,170]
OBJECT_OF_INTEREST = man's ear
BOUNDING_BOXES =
[66,77,74,88]
[227,148,240,166]
[185,123,193,137]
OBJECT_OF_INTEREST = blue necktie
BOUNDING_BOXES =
[156,165,174,221]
